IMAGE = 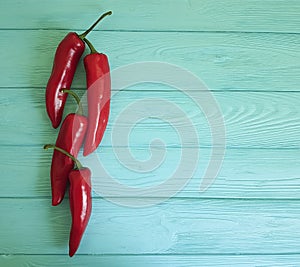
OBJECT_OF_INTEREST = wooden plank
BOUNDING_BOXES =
[1,89,300,148]
[1,0,300,33]
[1,254,300,267]
[1,198,300,254]
[0,31,299,90]
[1,146,300,199]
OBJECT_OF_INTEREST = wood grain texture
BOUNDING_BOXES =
[1,255,300,267]
[0,31,299,90]
[1,0,300,33]
[1,89,300,148]
[1,0,300,263]
[1,146,300,199]
[1,198,300,254]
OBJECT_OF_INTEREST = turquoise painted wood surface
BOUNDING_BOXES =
[2,198,300,254]
[1,31,299,90]
[2,90,300,147]
[1,1,300,266]
[1,0,300,33]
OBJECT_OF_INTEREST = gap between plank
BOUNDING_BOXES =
[1,196,300,201]
[0,28,299,35]
[1,87,300,93]
[1,252,300,256]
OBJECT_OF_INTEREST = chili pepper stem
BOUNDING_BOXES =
[78,11,112,40]
[44,144,84,169]
[83,38,98,54]
[61,89,84,116]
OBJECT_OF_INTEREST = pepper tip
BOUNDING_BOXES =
[83,148,94,157]
[69,246,76,257]
[51,121,60,129]
[52,197,62,206]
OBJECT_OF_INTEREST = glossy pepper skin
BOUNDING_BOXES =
[46,33,85,128]
[69,168,92,257]
[45,11,112,129]
[83,48,111,156]
[50,113,87,205]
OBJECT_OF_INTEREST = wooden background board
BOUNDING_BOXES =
[0,31,299,90]
[0,0,300,266]
[1,0,300,33]
[2,147,300,199]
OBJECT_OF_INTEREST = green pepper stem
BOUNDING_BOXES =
[61,89,84,116]
[44,144,84,169]
[78,11,112,39]
[83,38,98,54]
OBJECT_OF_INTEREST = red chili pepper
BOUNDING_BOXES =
[68,167,92,257]
[46,11,112,128]
[44,144,92,257]
[47,90,87,206]
[83,38,111,156]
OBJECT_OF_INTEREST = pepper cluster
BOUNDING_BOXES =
[43,11,112,257]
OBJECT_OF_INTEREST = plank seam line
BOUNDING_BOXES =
[0,29,300,35]
[1,87,300,93]
[1,252,300,256]
[2,196,300,201]
[0,144,299,150]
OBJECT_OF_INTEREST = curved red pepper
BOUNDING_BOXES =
[50,113,87,205]
[46,33,85,128]
[83,39,111,156]
[45,11,112,128]
[69,167,92,257]
[44,144,92,257]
